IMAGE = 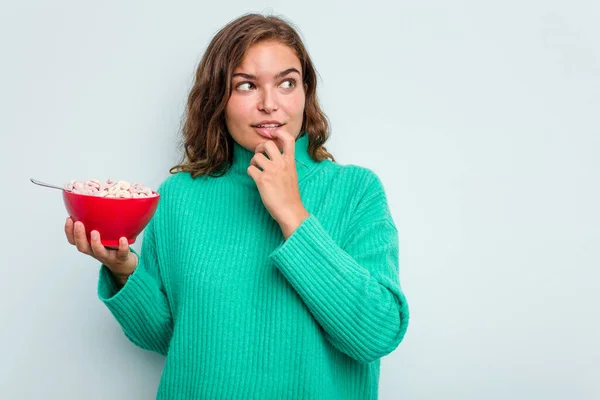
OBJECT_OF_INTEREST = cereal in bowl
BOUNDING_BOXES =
[65,179,157,198]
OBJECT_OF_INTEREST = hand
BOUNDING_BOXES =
[64,217,138,285]
[247,129,310,239]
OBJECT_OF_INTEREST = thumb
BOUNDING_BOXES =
[115,237,130,261]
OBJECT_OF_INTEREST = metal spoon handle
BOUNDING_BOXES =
[30,178,70,191]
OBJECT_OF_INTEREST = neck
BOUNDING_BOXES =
[225,132,320,188]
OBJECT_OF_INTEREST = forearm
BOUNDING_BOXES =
[270,215,409,363]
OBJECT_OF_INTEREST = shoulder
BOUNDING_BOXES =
[327,162,394,225]
[347,163,385,190]
[320,160,387,198]
[149,172,197,222]
[155,171,196,196]
[149,172,199,216]
[316,160,392,219]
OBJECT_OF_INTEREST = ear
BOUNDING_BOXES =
[304,83,308,92]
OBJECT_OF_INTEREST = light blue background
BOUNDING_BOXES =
[1,1,598,399]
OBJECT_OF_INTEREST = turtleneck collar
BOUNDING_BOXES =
[225,132,321,188]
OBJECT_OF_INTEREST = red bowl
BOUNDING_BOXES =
[63,190,160,247]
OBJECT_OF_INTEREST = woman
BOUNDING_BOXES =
[65,13,409,399]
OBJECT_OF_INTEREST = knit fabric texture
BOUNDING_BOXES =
[97,132,409,399]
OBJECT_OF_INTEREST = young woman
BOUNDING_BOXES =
[65,13,410,399]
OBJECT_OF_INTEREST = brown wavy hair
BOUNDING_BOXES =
[169,13,335,179]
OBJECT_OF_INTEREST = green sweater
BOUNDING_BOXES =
[97,133,410,399]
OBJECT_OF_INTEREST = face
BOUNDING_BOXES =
[225,40,306,151]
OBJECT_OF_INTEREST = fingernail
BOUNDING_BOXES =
[91,231,98,240]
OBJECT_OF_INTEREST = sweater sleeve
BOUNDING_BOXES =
[268,172,409,364]
[97,214,173,356]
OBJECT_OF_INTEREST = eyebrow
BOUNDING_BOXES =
[232,67,301,80]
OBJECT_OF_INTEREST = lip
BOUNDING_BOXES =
[251,122,285,139]
[252,120,284,126]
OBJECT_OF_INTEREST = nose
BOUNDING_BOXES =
[257,88,278,113]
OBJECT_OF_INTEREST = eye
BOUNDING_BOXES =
[279,78,296,89]
[236,82,255,91]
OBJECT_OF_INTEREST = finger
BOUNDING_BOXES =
[65,217,75,245]
[250,152,269,171]
[255,141,279,159]
[254,142,267,157]
[263,140,282,163]
[115,237,130,262]
[89,230,109,261]
[270,129,295,159]
[73,221,93,255]
[247,165,260,181]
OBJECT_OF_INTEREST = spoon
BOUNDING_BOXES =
[30,178,72,192]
